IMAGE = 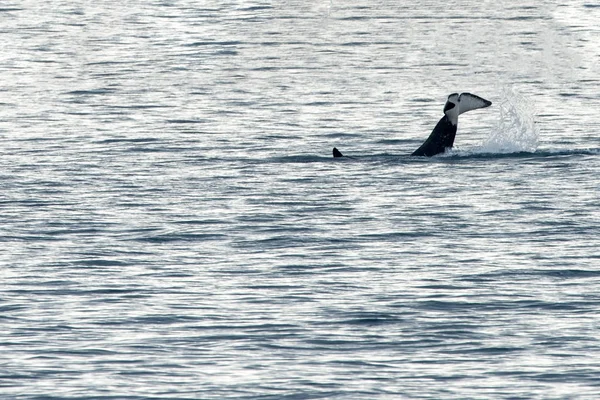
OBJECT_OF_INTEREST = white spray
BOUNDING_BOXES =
[478,88,539,154]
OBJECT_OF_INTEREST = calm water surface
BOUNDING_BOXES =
[1,1,600,398]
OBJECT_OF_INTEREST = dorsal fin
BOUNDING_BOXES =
[333,147,343,158]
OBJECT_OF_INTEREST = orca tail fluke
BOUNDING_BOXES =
[412,92,492,157]
[333,147,343,158]
[458,93,492,114]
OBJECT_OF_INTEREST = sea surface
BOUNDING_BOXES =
[1,1,600,399]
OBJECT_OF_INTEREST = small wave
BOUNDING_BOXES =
[268,155,330,163]
[442,147,600,160]
[272,148,600,164]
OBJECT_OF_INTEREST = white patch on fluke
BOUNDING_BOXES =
[458,93,493,115]
[444,93,492,126]
[444,93,460,125]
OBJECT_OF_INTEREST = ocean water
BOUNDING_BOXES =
[1,1,600,398]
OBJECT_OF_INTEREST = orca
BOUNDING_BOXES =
[332,93,492,158]
[411,93,492,157]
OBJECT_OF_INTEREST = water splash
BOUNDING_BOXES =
[477,88,539,154]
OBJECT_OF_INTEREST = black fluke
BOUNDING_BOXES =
[333,147,343,158]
